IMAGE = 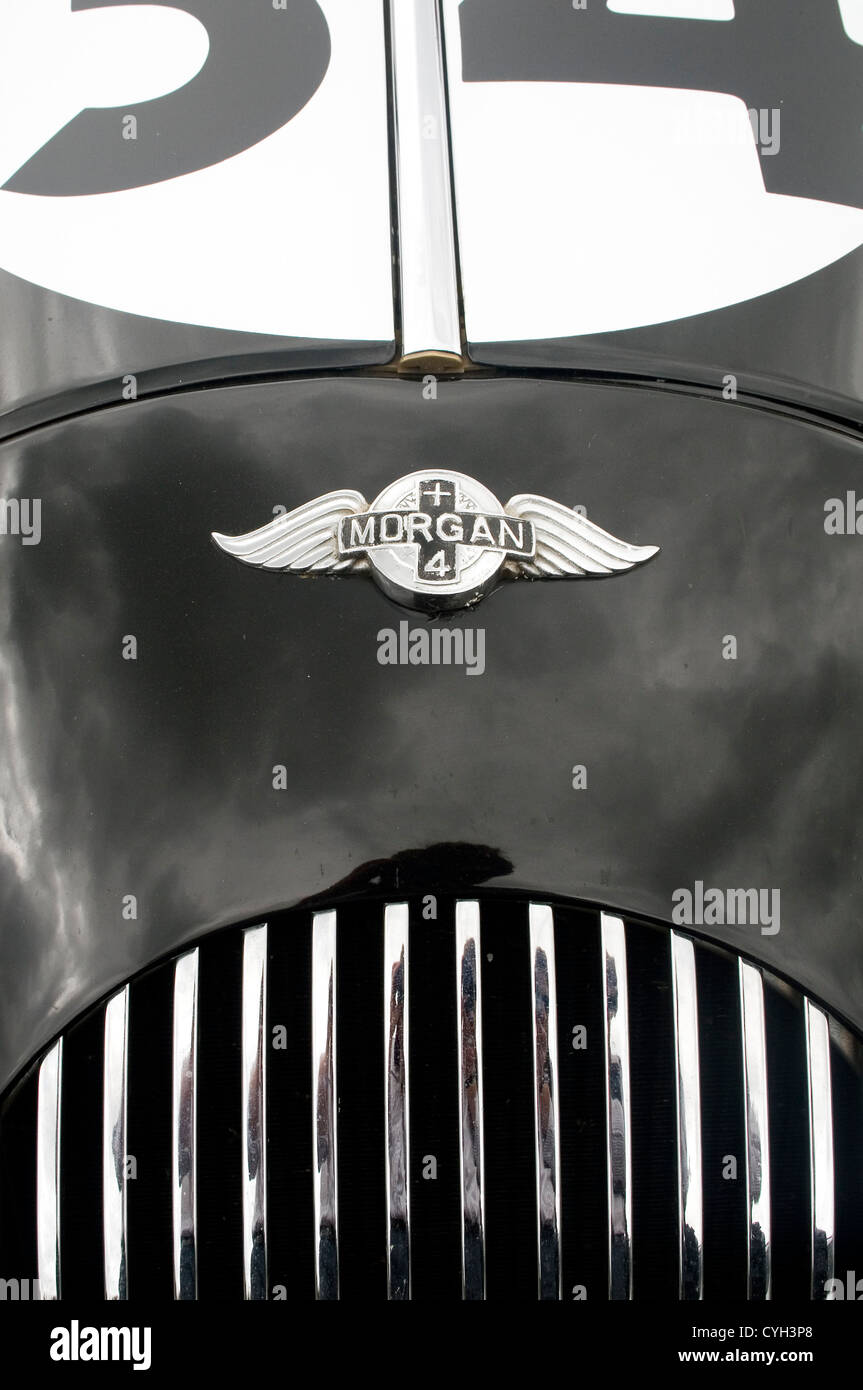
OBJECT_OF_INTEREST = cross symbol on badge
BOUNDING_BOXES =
[410,476,475,579]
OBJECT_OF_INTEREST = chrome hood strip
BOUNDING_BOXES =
[172,949,199,1301]
[529,904,562,1300]
[455,899,486,1300]
[389,0,462,361]
[671,933,703,1301]
[102,986,129,1301]
[36,1037,63,1301]
[312,910,339,1300]
[739,961,772,1301]
[241,925,268,1301]
[600,913,633,1301]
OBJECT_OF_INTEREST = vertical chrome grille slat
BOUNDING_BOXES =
[671,932,703,1301]
[389,0,462,361]
[384,903,411,1300]
[312,910,339,1300]
[529,904,561,1301]
[36,1037,63,1301]
[241,924,268,1301]
[455,899,486,1300]
[805,999,835,1300]
[600,913,633,1301]
[103,986,129,1301]
[172,948,199,1301]
[739,961,772,1301]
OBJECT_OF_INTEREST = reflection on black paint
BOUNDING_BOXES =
[308,842,514,900]
[1,375,863,1091]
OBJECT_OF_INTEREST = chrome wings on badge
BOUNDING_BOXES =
[212,469,659,612]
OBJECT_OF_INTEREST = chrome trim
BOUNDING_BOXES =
[172,949,199,1301]
[600,913,633,1300]
[389,0,462,360]
[36,1038,63,1301]
[738,961,772,1301]
[241,924,268,1301]
[529,904,561,1300]
[671,933,703,1301]
[805,999,835,1300]
[455,899,485,1300]
[103,986,129,1301]
[384,903,411,1300]
[312,910,339,1300]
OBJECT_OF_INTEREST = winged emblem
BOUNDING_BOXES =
[212,490,368,573]
[212,470,658,612]
[503,493,658,579]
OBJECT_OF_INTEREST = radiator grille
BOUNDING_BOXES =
[1,896,861,1302]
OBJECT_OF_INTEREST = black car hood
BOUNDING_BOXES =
[1,372,862,1091]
